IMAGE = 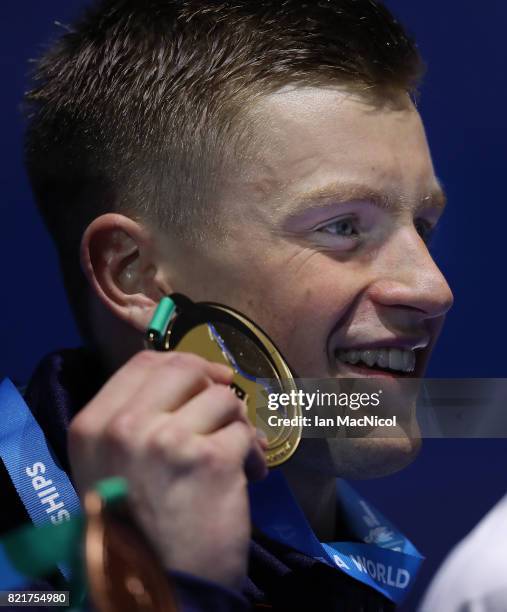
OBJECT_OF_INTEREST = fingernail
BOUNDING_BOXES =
[216,363,234,377]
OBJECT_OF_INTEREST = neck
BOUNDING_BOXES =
[281,462,337,541]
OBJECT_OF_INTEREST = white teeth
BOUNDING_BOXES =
[377,349,389,369]
[389,348,403,371]
[403,350,416,372]
[361,350,376,367]
[348,350,360,364]
[336,347,416,373]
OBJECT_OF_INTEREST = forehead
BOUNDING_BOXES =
[235,86,442,219]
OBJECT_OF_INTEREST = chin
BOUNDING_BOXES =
[293,432,421,480]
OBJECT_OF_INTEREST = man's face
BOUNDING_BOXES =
[158,86,453,477]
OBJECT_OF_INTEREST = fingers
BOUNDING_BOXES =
[168,385,249,434]
[211,421,268,482]
[72,350,233,434]
[137,391,267,482]
[122,360,220,422]
[68,348,267,495]
[134,383,252,452]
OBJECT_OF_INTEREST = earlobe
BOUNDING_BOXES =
[80,213,170,332]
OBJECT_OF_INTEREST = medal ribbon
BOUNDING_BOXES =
[250,470,423,604]
[0,379,81,582]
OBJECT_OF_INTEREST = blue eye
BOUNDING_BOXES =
[318,217,359,237]
[415,218,434,244]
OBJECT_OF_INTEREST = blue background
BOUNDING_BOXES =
[1,2,506,609]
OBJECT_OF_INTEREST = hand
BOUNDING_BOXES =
[68,350,267,589]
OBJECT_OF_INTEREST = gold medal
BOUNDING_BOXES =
[146,294,302,467]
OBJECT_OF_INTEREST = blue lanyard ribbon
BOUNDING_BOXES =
[0,379,81,584]
[250,470,423,604]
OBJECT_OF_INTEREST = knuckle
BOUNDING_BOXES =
[149,424,188,458]
[164,352,210,374]
[103,412,137,451]
[233,420,256,446]
[131,349,160,369]
[193,440,224,471]
[68,412,93,447]
[211,385,245,414]
[165,359,210,387]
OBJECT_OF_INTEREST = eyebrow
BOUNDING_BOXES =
[286,180,447,218]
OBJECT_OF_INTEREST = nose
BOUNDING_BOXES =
[368,227,454,320]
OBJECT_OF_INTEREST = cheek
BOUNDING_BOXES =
[246,254,366,375]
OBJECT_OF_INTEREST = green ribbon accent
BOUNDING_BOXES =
[147,296,176,344]
[96,476,128,505]
[2,516,83,579]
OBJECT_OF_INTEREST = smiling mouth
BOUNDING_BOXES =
[334,347,418,375]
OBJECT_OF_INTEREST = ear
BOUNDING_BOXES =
[80,214,172,332]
